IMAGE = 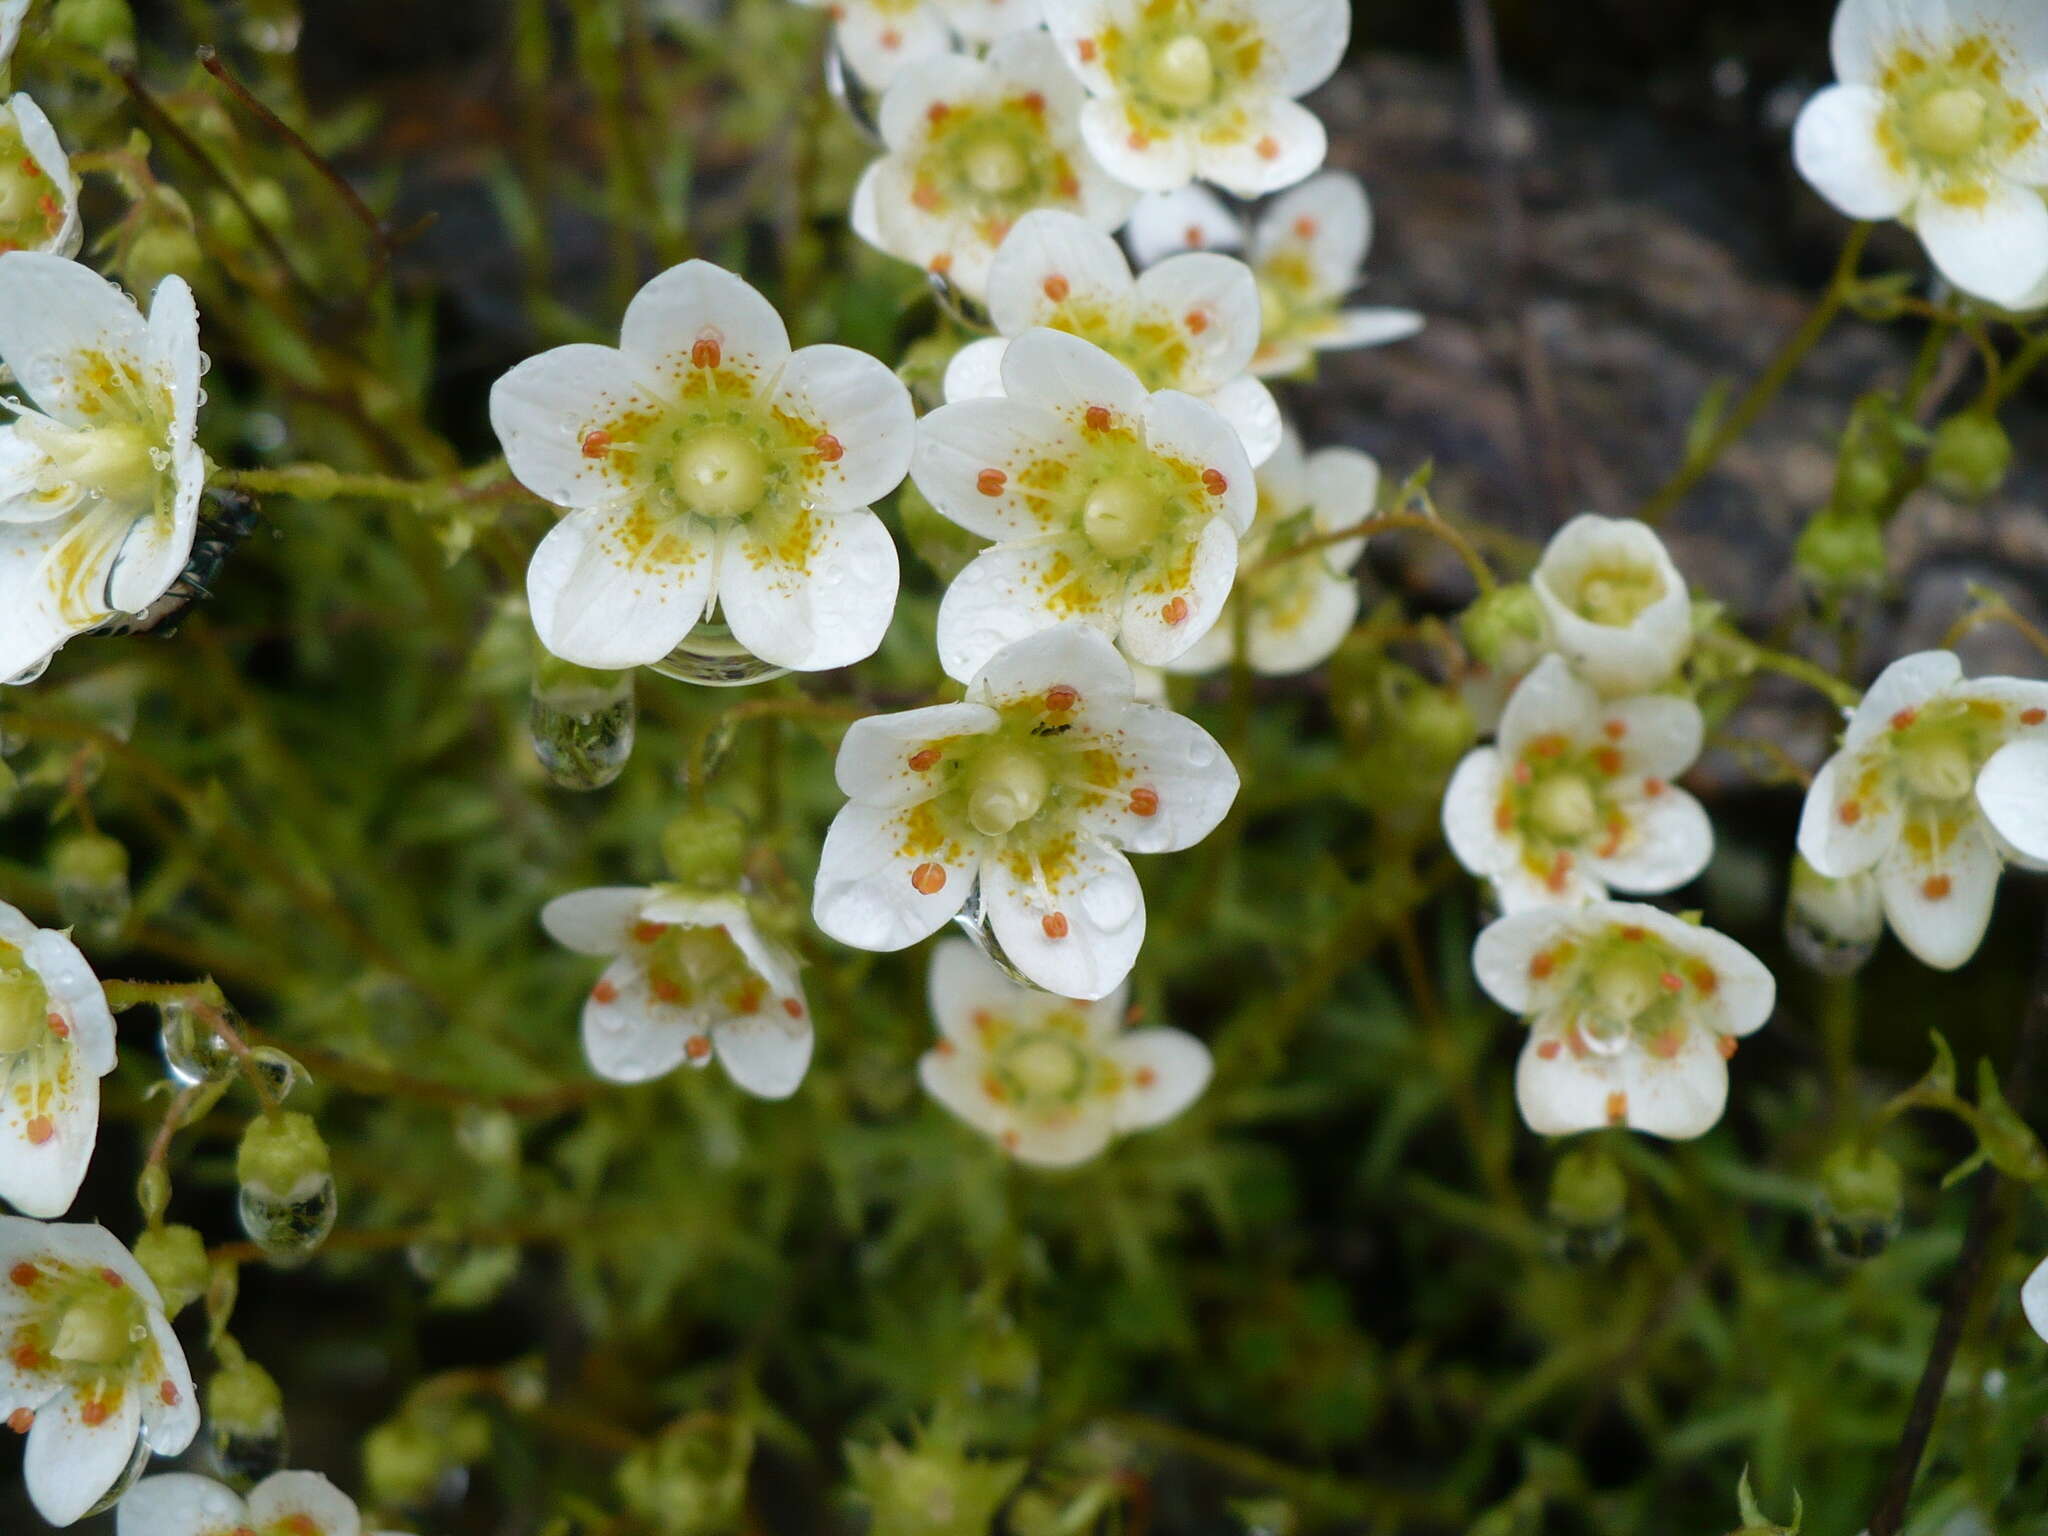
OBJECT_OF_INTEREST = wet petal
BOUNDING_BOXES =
[1793,84,1918,219]
[1125,185,1244,266]
[834,701,999,809]
[769,344,916,510]
[1977,736,2048,862]
[489,344,671,510]
[621,260,790,384]
[1110,1027,1212,1131]
[1075,697,1238,853]
[813,800,977,952]
[1796,751,1904,877]
[526,499,714,670]
[1878,811,2002,969]
[985,210,1134,338]
[116,1474,249,1536]
[1197,99,1328,199]
[539,887,651,956]
[1917,177,2048,309]
[937,536,1118,683]
[713,1006,814,1100]
[980,837,1145,1000]
[0,253,151,429]
[580,958,699,1084]
[25,1382,142,1527]
[246,1471,364,1536]
[717,506,900,672]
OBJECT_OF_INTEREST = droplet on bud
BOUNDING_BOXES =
[206,1355,289,1489]
[529,660,636,790]
[1545,1145,1627,1266]
[247,1046,300,1102]
[51,832,131,946]
[644,620,789,688]
[237,1172,337,1264]
[1814,1143,1904,1264]
[1785,856,1882,976]
[160,999,238,1086]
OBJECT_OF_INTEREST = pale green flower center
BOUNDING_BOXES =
[1144,34,1216,109]
[644,924,758,1011]
[0,949,50,1055]
[962,135,1030,197]
[1910,87,1990,158]
[1570,562,1664,627]
[19,416,160,510]
[1589,947,1665,1028]
[51,1291,143,1366]
[1003,1034,1087,1099]
[1529,774,1599,842]
[673,426,768,519]
[1081,476,1163,559]
[1899,731,1977,802]
[967,746,1051,838]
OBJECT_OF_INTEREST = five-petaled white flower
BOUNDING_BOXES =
[1474,901,1776,1140]
[541,885,812,1099]
[117,1470,412,1536]
[0,1217,199,1527]
[1795,650,2048,970]
[1443,655,1713,911]
[813,624,1239,999]
[942,209,1280,465]
[850,31,1136,305]
[800,0,1048,89]
[1166,422,1370,676]
[914,327,1255,682]
[491,260,912,676]
[0,254,207,687]
[1793,0,2048,309]
[1127,173,1423,375]
[0,899,117,1219]
[1530,514,1692,696]
[1042,0,1347,194]
[0,95,82,259]
[919,938,1210,1164]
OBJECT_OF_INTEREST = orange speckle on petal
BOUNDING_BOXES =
[281,1517,318,1536]
[881,26,902,48]
[813,433,844,462]
[1129,786,1160,817]
[691,337,722,369]
[977,468,1007,495]
[1022,90,1046,114]
[1292,215,1318,239]
[909,747,942,771]
[1690,964,1718,996]
[1085,404,1112,431]
[1592,745,1623,776]
[11,1345,38,1370]
[1619,925,1645,941]
[1604,1091,1628,1126]
[912,181,942,212]
[1162,596,1190,625]
[1043,273,1071,301]
[1001,1128,1021,1149]
[1185,224,1206,247]
[934,1038,955,1056]
[1046,684,1080,712]
[685,1035,712,1061]
[1536,1038,1562,1060]
[1255,135,1280,160]
[651,978,684,1005]
[1042,912,1070,939]
[1201,467,1228,495]
[1544,852,1573,893]
[1650,1029,1683,1059]
[24,1117,52,1146]
[1922,874,1953,900]
[931,253,954,275]
[911,862,947,895]
[580,429,612,459]
[592,980,619,1004]
[1494,802,1514,832]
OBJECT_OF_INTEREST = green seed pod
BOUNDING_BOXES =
[134,1223,210,1316]
[1927,411,2012,501]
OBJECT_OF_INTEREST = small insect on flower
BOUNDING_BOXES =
[490,260,914,676]
[919,939,1211,1166]
[1127,173,1424,377]
[0,1218,200,1527]
[1166,422,1375,677]
[914,328,1256,682]
[541,885,813,1099]
[1529,514,1693,696]
[1794,0,2048,309]
[813,624,1239,1000]
[1796,649,2048,970]
[0,899,118,1219]
[115,1469,404,1536]
[88,490,260,639]
[0,255,208,687]
[1442,654,1714,912]
[0,94,82,259]
[1474,901,1777,1141]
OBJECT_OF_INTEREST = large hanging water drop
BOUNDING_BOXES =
[1784,856,1882,977]
[529,659,636,790]
[951,882,1037,991]
[237,1172,337,1263]
[160,999,239,1086]
[81,1435,153,1517]
[646,620,789,688]
[51,831,131,946]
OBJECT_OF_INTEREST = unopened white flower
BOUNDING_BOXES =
[1042,0,1346,195]
[0,95,82,258]
[1129,175,1423,375]
[813,624,1238,999]
[1474,901,1776,1140]
[942,208,1281,465]
[920,938,1210,1164]
[1796,649,2048,970]
[541,885,812,1099]
[0,254,207,686]
[1530,514,1692,696]
[0,899,116,1218]
[914,328,1255,681]
[1793,0,2048,308]
[1166,423,1370,676]
[117,1470,408,1536]
[1443,655,1712,911]
[0,1217,199,1526]
[491,260,912,675]
[850,32,1136,304]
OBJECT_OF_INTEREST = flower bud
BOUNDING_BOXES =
[1794,509,1886,594]
[661,805,749,891]
[120,222,204,304]
[1927,411,2012,501]
[236,1112,337,1261]
[1784,856,1882,976]
[1814,1144,1903,1262]
[51,831,131,944]
[1829,395,1908,517]
[207,1355,289,1486]
[616,1416,754,1536]
[1546,1145,1626,1265]
[134,1223,209,1316]
[363,1418,446,1510]
[1458,582,1548,673]
[135,1163,172,1225]
[846,1417,1027,1536]
[52,0,137,55]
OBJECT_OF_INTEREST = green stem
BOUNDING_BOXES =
[212,463,530,510]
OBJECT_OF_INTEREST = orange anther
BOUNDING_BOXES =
[1528,951,1556,980]
[160,1381,181,1406]
[926,101,951,123]
[1077,36,1098,59]
[1043,274,1071,301]
[1511,760,1533,785]
[1890,707,1917,731]
[1536,1038,1562,1060]
[977,468,1007,496]
[45,1013,67,1038]
[1022,90,1046,114]
[7,1264,36,1287]
[1592,746,1622,776]
[580,429,612,459]
[1001,1129,1021,1149]
[1531,734,1566,758]
[1603,718,1626,740]
[912,181,941,211]
[592,980,619,1004]
[1838,799,1863,825]
[1690,965,1718,996]
[6,1410,29,1434]
[1201,467,1228,495]
[782,997,804,1018]
[1185,224,1206,247]
[690,337,722,369]
[2025,708,2047,725]
[1922,874,1953,901]
[1544,852,1573,893]
[1042,912,1070,939]
[1185,309,1209,335]
[1046,684,1079,712]
[651,978,684,1004]
[1255,135,1280,160]
[80,1400,109,1428]
[633,921,669,943]
[880,26,902,47]
[1129,786,1160,817]
[1604,1091,1628,1126]
[930,253,954,275]
[1162,596,1190,625]
[1057,173,1081,198]
[1619,925,1645,941]
[1717,1035,1738,1059]
[281,1517,318,1536]
[1659,971,1683,993]
[1650,1029,1683,1060]
[11,1345,38,1370]
[1494,803,1514,832]
[685,1035,712,1061]
[1643,777,1666,797]
[1085,404,1112,431]
[1292,216,1318,239]
[909,747,942,771]
[933,1037,955,1056]
[1134,1066,1158,1087]
[24,1117,52,1146]
[911,862,947,895]
[813,433,844,462]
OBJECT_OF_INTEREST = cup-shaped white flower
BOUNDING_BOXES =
[1530,514,1692,696]
[850,31,1137,304]
[1442,655,1712,911]
[1042,0,1346,194]
[1165,423,1370,676]
[942,209,1280,465]
[919,938,1210,1165]
[813,624,1238,999]
[915,328,1255,682]
[491,260,912,676]
[0,899,117,1218]
[0,95,82,258]
[1795,649,2048,970]
[1474,901,1776,1140]
[1793,0,2048,308]
[117,1470,398,1536]
[541,885,812,1100]
[0,1218,199,1526]
[0,254,207,686]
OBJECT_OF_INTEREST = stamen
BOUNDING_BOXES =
[1161,596,1190,625]
[1837,799,1863,825]
[6,1409,29,1434]
[1604,1091,1627,1126]
[1084,405,1112,431]
[909,747,942,771]
[910,862,947,895]
[813,433,843,462]
[1042,912,1070,939]
[690,337,722,369]
[977,468,1007,496]
[1922,874,1952,900]
[1535,1038,1562,1059]
[591,980,618,1004]
[2024,708,2047,725]
[782,998,804,1018]
[24,1117,51,1145]
[685,1035,712,1061]
[581,430,613,459]
[1717,1036,1738,1059]
[1043,274,1070,301]
[1128,786,1159,817]
[1201,468,1228,494]
[1045,684,1079,712]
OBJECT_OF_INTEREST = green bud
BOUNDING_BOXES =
[846,1416,1027,1536]
[616,1415,754,1536]
[1795,509,1887,593]
[1397,682,1477,768]
[207,1355,285,1438]
[52,831,128,889]
[134,1223,210,1316]
[1829,394,1908,517]
[1458,582,1547,673]
[52,0,137,54]
[1730,1468,1801,1535]
[1814,1144,1904,1262]
[121,224,204,301]
[363,1417,445,1509]
[1547,1145,1626,1266]
[1927,411,2012,501]
[661,806,748,890]
[51,831,131,944]
[236,1111,331,1196]
[135,1164,172,1225]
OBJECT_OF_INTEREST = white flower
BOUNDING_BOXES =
[813,624,1238,1000]
[1,95,83,259]
[913,327,1255,681]
[1442,655,1712,911]
[1165,422,1369,676]
[1129,175,1423,375]
[0,899,117,1218]
[919,938,1210,1164]
[491,260,912,675]
[0,1217,199,1526]
[0,0,24,64]
[1041,0,1347,195]
[1795,649,2048,970]
[1793,0,2048,308]
[2026,1253,2048,1344]
[117,1470,410,1536]
[0,254,207,686]
[540,885,812,1099]
[850,31,1137,305]
[799,0,1048,88]
[1529,514,1692,696]
[942,208,1281,465]
[1474,901,1776,1140]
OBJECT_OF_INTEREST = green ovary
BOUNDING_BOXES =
[966,746,1052,838]
[1081,476,1164,560]
[1528,773,1599,843]
[644,926,757,1011]
[1880,39,2033,182]
[17,416,160,511]
[1556,932,1694,1055]
[1106,1,1264,126]
[0,944,50,1056]
[1887,699,2013,808]
[1569,561,1664,627]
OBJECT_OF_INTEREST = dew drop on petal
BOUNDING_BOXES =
[1079,873,1137,932]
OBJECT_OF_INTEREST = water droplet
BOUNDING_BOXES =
[528,670,636,790]
[1785,908,1878,977]
[1079,872,1136,932]
[160,1000,237,1086]
[5,655,52,687]
[1185,735,1218,768]
[209,1417,291,1489]
[248,1046,300,1101]
[196,350,212,377]
[645,620,790,688]
[52,832,130,945]
[823,44,885,144]
[952,884,1038,990]
[82,1434,153,1516]
[237,1172,337,1264]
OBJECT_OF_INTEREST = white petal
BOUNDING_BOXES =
[1878,812,2002,969]
[717,507,899,672]
[1586,785,1714,897]
[1514,1027,1729,1140]
[1916,178,2048,309]
[1131,252,1262,389]
[525,500,715,670]
[986,210,1135,337]
[0,1,25,64]
[813,800,977,951]
[929,937,1023,1043]
[999,326,1149,427]
[1117,513,1241,667]
[0,254,151,429]
[1845,650,1963,749]
[1596,693,1705,780]
[136,1307,198,1456]
[105,464,202,617]
[1039,0,1120,92]
[912,395,1076,540]
[1531,514,1691,695]
[1831,0,1940,83]
[1497,654,1601,758]
[942,337,1011,403]
[1003,1113,1116,1167]
[1256,0,1352,95]
[634,893,803,1000]
[1493,856,1607,912]
[1141,388,1256,533]
[25,1384,142,1527]
[768,345,916,511]
[0,1042,99,1218]
[1303,445,1377,572]
[834,701,1000,808]
[1110,1027,1212,1130]
[835,0,953,87]
[875,45,995,149]
[1471,906,1573,1014]
[1254,171,1370,296]
[850,159,888,252]
[490,345,670,509]
[1075,698,1239,853]
[919,1048,1016,1142]
[581,958,697,1084]
[969,621,1136,713]
[936,536,1119,683]
[1976,737,2048,862]
[981,837,1145,1000]
[941,0,1043,43]
[22,925,114,1078]
[2024,1253,2048,1344]
[1796,751,1904,877]
[247,1472,363,1536]
[1203,374,1282,467]
[620,260,790,383]
[1655,914,1777,1037]
[1079,98,1199,192]
[1196,99,1328,199]
[1124,186,1245,266]
[712,1006,814,1100]
[1312,307,1427,350]
[1792,85,1919,219]
[1442,748,1514,881]
[1246,566,1357,674]
[539,887,649,956]
[117,1475,249,1536]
